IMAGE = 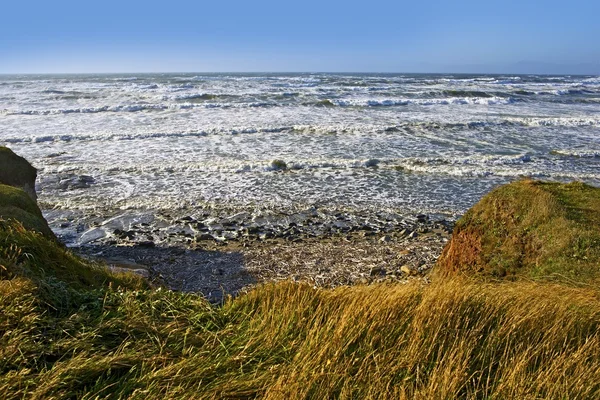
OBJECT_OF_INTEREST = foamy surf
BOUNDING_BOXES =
[1,72,598,224]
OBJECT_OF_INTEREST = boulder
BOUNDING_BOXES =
[0,147,37,201]
[435,179,600,284]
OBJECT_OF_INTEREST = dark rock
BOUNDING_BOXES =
[0,146,38,201]
[244,225,260,235]
[196,233,214,241]
[258,231,274,240]
[364,159,380,168]
[194,222,208,231]
[370,267,386,276]
[59,174,95,190]
[270,159,287,171]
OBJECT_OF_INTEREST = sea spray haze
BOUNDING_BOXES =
[1,73,599,238]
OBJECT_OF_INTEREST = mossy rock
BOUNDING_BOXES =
[0,146,37,201]
[271,159,288,171]
[0,184,54,239]
[435,179,600,284]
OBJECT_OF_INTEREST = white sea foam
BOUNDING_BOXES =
[551,149,600,158]
[514,117,600,127]
[2,73,599,217]
[330,96,516,107]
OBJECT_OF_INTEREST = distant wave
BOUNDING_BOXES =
[41,89,67,94]
[550,149,600,158]
[0,126,296,144]
[0,101,282,115]
[4,116,600,144]
[37,153,599,182]
[169,93,219,101]
[513,117,600,127]
[314,96,517,107]
[0,95,519,115]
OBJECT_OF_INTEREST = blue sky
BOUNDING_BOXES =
[2,0,599,74]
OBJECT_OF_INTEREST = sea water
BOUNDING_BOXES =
[1,73,599,231]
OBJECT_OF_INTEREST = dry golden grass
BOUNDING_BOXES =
[2,258,600,399]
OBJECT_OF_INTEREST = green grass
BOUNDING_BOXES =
[0,184,54,238]
[436,179,600,284]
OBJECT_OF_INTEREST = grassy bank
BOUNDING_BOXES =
[1,176,600,398]
[436,179,600,284]
[1,217,599,398]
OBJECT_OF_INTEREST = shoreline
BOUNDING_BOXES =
[62,206,453,302]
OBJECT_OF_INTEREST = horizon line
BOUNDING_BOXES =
[1,70,599,76]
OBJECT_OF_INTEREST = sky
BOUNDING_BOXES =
[2,0,599,74]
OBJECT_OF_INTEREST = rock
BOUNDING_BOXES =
[364,159,380,168]
[379,235,392,243]
[79,227,107,244]
[400,265,414,275]
[244,225,260,235]
[109,266,150,279]
[136,241,155,248]
[0,147,38,201]
[370,267,386,276]
[416,214,428,222]
[408,231,419,239]
[195,233,214,241]
[59,174,95,190]
[270,159,287,171]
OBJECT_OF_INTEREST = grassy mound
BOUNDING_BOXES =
[435,179,600,284]
[0,184,54,238]
[0,218,147,312]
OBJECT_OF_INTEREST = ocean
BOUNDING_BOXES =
[1,73,599,244]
